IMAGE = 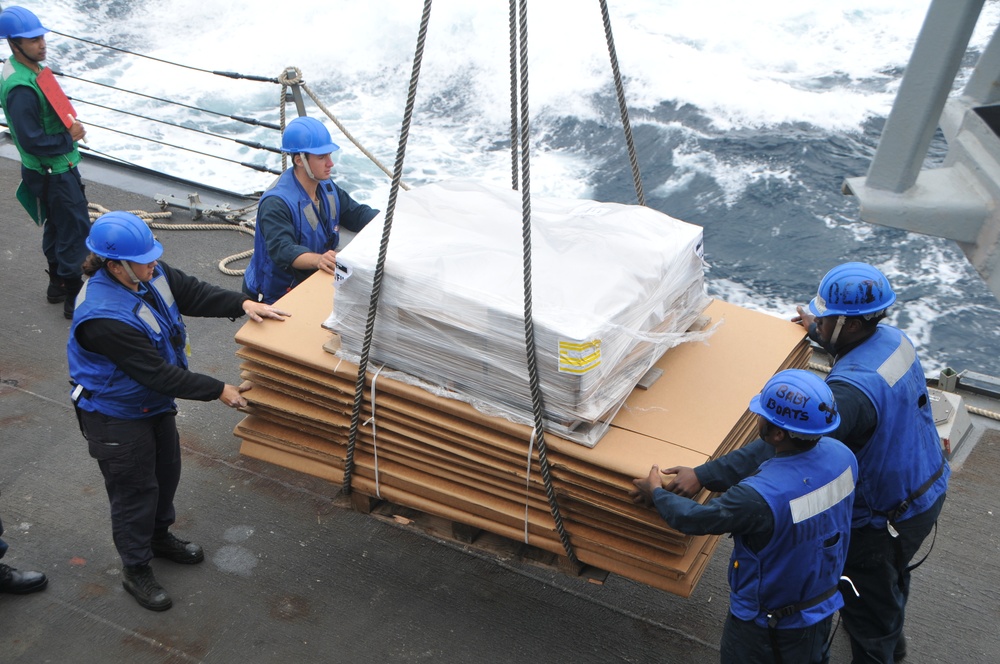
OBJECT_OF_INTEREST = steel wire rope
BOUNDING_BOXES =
[508,0,520,190]
[597,0,645,206]
[513,0,579,565]
[343,0,433,494]
[49,30,280,83]
[71,96,282,155]
[21,63,282,130]
[78,119,281,175]
[278,67,409,190]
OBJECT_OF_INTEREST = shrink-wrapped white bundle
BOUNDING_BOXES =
[326,180,710,446]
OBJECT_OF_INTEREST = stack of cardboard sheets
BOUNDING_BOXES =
[233,273,810,597]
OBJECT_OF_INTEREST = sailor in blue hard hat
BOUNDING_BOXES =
[0,5,92,318]
[243,115,380,304]
[68,211,288,612]
[630,369,857,664]
[790,261,949,663]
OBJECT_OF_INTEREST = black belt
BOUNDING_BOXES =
[766,585,840,664]
[885,456,946,529]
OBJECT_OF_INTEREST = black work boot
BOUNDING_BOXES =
[63,276,84,320]
[151,531,205,564]
[0,562,48,594]
[121,564,171,611]
[46,263,68,304]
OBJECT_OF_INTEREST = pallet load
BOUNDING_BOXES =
[326,180,711,446]
[232,183,810,596]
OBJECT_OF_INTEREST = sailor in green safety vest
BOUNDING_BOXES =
[0,6,90,319]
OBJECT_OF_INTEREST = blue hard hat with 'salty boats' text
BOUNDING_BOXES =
[87,211,164,263]
[281,116,340,155]
[808,261,897,318]
[0,6,50,39]
[748,369,840,437]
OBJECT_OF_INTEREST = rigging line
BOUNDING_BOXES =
[278,67,409,189]
[343,0,433,495]
[514,0,578,565]
[81,119,282,175]
[48,30,279,83]
[38,65,280,129]
[508,0,520,190]
[597,0,645,206]
[70,96,282,154]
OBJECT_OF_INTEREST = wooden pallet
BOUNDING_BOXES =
[349,491,611,585]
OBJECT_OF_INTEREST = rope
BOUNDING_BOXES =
[597,0,645,206]
[36,65,280,129]
[87,203,257,277]
[513,0,579,565]
[49,31,279,83]
[343,0,433,495]
[278,68,408,191]
[70,96,281,154]
[508,0,520,191]
[80,119,281,175]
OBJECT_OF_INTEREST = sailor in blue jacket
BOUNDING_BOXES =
[668,263,948,664]
[243,116,379,304]
[67,212,288,612]
[631,369,857,664]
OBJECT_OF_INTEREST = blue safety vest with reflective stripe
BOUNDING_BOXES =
[67,266,188,419]
[243,168,342,304]
[730,438,857,629]
[829,325,950,528]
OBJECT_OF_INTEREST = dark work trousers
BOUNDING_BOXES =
[0,514,7,559]
[840,492,946,664]
[720,612,833,664]
[22,165,90,280]
[77,409,182,567]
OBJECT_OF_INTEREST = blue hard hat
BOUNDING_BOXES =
[281,116,340,155]
[748,369,840,437]
[0,7,50,39]
[86,211,164,263]
[808,262,896,318]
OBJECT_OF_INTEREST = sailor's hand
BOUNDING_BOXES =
[662,466,702,498]
[68,115,87,142]
[315,249,338,275]
[629,465,664,507]
[219,383,248,409]
[792,305,814,329]
[242,300,291,323]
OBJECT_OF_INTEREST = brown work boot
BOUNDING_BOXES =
[122,564,171,611]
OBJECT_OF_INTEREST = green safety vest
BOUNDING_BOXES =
[0,57,81,175]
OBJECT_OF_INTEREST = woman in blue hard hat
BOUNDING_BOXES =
[67,212,289,612]
[243,116,380,304]
[0,5,91,318]
[631,369,858,664]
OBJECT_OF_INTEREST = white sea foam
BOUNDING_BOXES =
[15,0,1000,195]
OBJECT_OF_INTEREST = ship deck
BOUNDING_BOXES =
[0,152,998,663]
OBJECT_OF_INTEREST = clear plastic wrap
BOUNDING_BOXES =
[325,180,711,446]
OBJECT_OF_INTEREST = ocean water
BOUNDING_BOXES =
[14,0,1000,376]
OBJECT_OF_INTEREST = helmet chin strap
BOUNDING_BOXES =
[11,40,43,69]
[120,260,141,284]
[299,153,319,182]
[828,315,846,351]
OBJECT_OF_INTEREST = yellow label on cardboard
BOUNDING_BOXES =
[558,339,601,374]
